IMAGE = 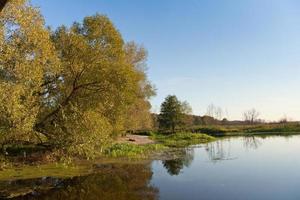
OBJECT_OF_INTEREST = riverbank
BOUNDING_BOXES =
[0,132,213,180]
[1,127,299,168]
[2,135,300,199]
[175,123,300,136]
[104,132,214,157]
[1,129,300,183]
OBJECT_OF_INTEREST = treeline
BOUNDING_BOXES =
[152,95,257,133]
[149,95,297,135]
[0,0,154,158]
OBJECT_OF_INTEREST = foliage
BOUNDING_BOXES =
[52,110,113,159]
[0,155,11,169]
[158,95,192,133]
[0,1,155,159]
[0,0,59,143]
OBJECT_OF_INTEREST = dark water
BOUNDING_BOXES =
[1,135,300,200]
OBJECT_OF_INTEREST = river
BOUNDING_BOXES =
[1,135,300,199]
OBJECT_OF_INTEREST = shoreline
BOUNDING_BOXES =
[1,132,299,181]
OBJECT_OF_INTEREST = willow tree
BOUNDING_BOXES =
[0,0,59,144]
[0,0,155,158]
[123,42,156,132]
[34,15,154,157]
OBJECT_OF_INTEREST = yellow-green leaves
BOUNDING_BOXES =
[0,1,155,159]
[0,0,59,142]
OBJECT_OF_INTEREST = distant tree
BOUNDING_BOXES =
[151,114,160,130]
[206,104,216,118]
[206,104,223,121]
[181,101,194,127]
[193,115,202,125]
[201,115,216,125]
[243,109,260,124]
[158,95,192,133]
[181,101,192,114]
[221,118,228,125]
[279,115,288,124]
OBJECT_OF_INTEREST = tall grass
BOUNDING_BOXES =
[151,132,215,147]
[104,143,166,158]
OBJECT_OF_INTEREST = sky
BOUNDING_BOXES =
[31,0,300,121]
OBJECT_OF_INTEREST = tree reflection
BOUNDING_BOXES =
[204,137,264,163]
[243,136,262,150]
[163,148,194,176]
[205,139,232,163]
[1,163,158,200]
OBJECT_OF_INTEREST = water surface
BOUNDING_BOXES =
[151,135,300,200]
[1,135,300,199]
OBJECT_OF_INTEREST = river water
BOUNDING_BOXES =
[1,135,300,200]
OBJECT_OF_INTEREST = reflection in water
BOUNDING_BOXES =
[243,136,262,150]
[0,163,158,200]
[151,136,300,200]
[205,139,234,162]
[162,148,194,176]
[2,136,296,200]
[205,136,265,163]
[162,136,267,174]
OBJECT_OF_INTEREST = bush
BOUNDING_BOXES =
[51,110,112,159]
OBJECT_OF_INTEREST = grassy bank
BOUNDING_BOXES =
[182,123,300,136]
[104,143,166,158]
[0,132,215,181]
[104,132,214,157]
[150,132,215,147]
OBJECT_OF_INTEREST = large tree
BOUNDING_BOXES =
[0,0,155,158]
[35,15,155,156]
[158,95,192,133]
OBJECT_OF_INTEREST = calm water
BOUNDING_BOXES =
[1,135,300,199]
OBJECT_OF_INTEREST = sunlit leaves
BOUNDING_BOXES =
[0,0,59,142]
[0,1,155,158]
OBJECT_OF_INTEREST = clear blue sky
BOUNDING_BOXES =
[31,0,300,121]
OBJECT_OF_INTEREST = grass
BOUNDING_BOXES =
[104,132,215,157]
[182,123,300,136]
[243,124,300,133]
[151,132,215,147]
[104,143,166,158]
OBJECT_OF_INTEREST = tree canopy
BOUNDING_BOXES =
[0,0,155,158]
[158,95,192,133]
